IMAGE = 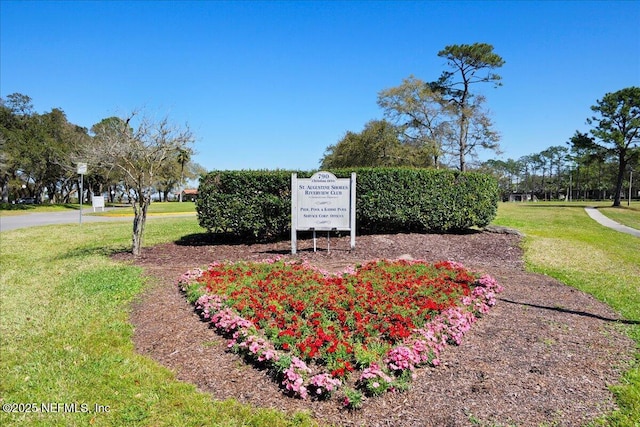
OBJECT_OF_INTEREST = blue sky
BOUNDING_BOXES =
[1,0,639,172]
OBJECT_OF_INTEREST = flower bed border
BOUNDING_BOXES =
[177,258,503,409]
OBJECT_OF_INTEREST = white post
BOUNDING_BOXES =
[350,172,356,250]
[313,229,317,252]
[77,162,87,224]
[79,173,83,224]
[291,173,298,254]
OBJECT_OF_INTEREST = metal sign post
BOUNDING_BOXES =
[77,163,87,224]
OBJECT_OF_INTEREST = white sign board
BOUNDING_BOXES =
[92,195,105,212]
[77,162,87,175]
[296,172,351,229]
[291,171,356,254]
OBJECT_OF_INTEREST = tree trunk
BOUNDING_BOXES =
[179,164,185,202]
[131,198,149,256]
[458,113,468,172]
[613,155,626,207]
[1,173,11,203]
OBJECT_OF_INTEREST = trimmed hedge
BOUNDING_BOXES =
[196,168,499,239]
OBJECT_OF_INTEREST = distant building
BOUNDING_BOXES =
[508,193,538,202]
[180,188,198,202]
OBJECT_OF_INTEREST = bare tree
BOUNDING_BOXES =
[87,112,194,255]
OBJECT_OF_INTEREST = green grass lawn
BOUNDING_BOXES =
[0,203,83,216]
[92,201,197,217]
[494,201,640,426]
[0,218,315,427]
[1,203,638,426]
[599,203,640,230]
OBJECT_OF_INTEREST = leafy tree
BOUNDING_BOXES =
[0,95,87,203]
[86,112,194,255]
[0,135,10,203]
[432,43,505,171]
[518,155,536,200]
[377,44,503,171]
[36,108,91,203]
[153,147,199,202]
[0,94,33,202]
[479,158,521,200]
[539,145,568,199]
[377,76,450,167]
[177,148,191,202]
[568,132,613,200]
[320,120,425,168]
[585,87,640,206]
[3,93,34,116]
[0,108,17,202]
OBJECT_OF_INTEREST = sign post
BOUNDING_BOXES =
[77,162,87,224]
[291,171,356,254]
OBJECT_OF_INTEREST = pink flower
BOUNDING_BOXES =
[386,346,420,372]
[359,362,393,383]
[211,308,252,333]
[477,274,504,292]
[281,357,312,399]
[309,373,341,394]
[195,294,226,320]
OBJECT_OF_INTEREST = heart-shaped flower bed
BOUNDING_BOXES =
[178,258,503,408]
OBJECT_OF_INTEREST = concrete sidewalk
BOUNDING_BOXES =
[584,207,640,238]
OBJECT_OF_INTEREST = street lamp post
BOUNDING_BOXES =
[77,163,87,224]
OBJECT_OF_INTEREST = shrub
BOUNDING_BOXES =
[196,168,499,239]
[196,170,295,239]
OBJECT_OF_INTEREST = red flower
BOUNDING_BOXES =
[191,258,488,384]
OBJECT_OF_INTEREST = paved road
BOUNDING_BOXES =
[4,206,637,237]
[0,208,195,232]
[584,206,640,238]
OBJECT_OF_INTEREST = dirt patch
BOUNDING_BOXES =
[121,231,636,426]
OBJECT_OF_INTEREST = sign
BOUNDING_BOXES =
[92,195,105,212]
[291,171,356,254]
[296,172,351,229]
[77,162,87,175]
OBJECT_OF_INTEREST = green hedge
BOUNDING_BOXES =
[196,168,499,239]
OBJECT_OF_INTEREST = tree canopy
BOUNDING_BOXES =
[320,120,433,168]
[0,95,91,203]
[322,43,504,171]
[377,76,450,167]
[585,86,640,206]
[1,94,204,208]
[432,43,504,171]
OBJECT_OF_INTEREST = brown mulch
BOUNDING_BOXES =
[120,230,636,427]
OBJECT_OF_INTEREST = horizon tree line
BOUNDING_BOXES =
[0,93,204,206]
[480,87,639,205]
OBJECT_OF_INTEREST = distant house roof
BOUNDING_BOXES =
[182,189,198,195]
